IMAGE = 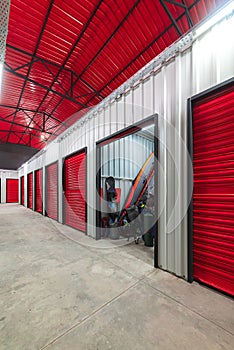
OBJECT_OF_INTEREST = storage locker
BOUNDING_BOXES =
[64,149,87,233]
[20,176,24,205]
[6,179,19,203]
[192,81,234,296]
[46,162,58,221]
[35,169,43,214]
[27,172,33,209]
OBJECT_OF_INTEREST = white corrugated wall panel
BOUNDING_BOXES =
[132,83,143,123]
[44,142,59,166]
[117,102,126,130]
[192,14,234,95]
[110,101,118,135]
[125,90,133,126]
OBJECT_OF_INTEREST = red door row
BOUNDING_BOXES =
[64,150,87,233]
[193,82,234,296]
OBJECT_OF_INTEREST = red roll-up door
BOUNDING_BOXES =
[46,162,58,221]
[6,179,19,203]
[193,82,234,296]
[64,149,86,232]
[27,173,33,209]
[35,169,43,214]
[20,176,24,205]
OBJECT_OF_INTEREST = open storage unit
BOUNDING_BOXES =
[96,115,158,266]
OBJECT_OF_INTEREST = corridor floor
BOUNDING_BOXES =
[0,204,233,350]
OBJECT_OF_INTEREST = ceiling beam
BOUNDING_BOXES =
[85,0,198,106]
[29,0,104,123]
[4,64,89,108]
[10,1,56,144]
[78,0,141,79]
[0,104,69,128]
[50,0,141,115]
[0,117,58,136]
[160,0,193,36]
[6,44,103,99]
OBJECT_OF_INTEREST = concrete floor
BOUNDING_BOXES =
[0,204,233,350]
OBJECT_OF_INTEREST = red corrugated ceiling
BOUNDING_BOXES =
[0,0,228,150]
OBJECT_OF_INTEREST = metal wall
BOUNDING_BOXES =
[0,170,19,203]
[15,14,234,279]
[101,133,154,209]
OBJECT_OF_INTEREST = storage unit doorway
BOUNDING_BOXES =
[35,169,43,214]
[63,148,87,233]
[6,179,19,203]
[188,78,234,296]
[45,162,58,221]
[27,172,33,210]
[20,176,24,206]
[97,115,158,267]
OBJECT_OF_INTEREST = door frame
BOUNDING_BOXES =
[96,114,159,268]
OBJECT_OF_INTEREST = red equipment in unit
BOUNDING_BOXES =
[193,83,234,296]
[64,150,86,233]
[35,169,43,214]
[6,179,19,203]
[27,172,33,209]
[20,176,24,205]
[46,162,58,221]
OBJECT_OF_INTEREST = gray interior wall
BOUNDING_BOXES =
[101,134,154,209]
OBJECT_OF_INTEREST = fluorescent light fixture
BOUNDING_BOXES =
[195,0,234,37]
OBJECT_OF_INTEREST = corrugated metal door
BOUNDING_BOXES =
[27,172,33,209]
[193,83,234,296]
[35,169,43,214]
[64,150,86,232]
[20,176,24,205]
[6,179,19,203]
[46,162,58,221]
